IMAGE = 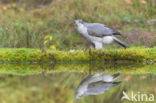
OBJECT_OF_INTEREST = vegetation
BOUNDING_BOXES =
[0,0,155,49]
[0,47,155,62]
[0,72,155,103]
[0,63,156,75]
[0,1,155,103]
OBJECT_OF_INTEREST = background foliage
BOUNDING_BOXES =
[0,0,155,50]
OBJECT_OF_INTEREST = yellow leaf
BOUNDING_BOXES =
[49,36,53,40]
[50,45,56,50]
[43,40,48,45]
[2,6,7,11]
[55,41,59,45]
[44,35,50,40]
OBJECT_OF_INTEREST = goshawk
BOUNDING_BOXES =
[74,19,129,49]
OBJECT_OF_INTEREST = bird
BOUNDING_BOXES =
[75,73,122,99]
[74,19,129,49]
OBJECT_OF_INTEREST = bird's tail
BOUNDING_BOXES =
[112,73,122,81]
[112,82,121,86]
[112,36,129,48]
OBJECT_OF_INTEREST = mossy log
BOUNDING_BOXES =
[0,47,155,62]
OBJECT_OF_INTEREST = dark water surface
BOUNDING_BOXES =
[0,63,155,103]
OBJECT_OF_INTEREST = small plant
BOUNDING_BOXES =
[43,35,59,50]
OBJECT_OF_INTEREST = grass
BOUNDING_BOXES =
[0,0,155,49]
[0,47,155,62]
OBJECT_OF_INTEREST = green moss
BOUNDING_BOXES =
[0,47,155,62]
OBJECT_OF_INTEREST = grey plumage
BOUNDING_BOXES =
[86,81,120,95]
[74,19,129,49]
[75,73,122,99]
[113,36,129,48]
[84,23,120,37]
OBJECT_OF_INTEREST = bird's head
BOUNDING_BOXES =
[74,19,84,27]
[75,89,85,99]
[74,84,87,99]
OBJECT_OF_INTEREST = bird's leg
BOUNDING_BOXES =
[89,43,95,56]
[89,67,92,75]
[89,48,92,56]
[90,45,94,49]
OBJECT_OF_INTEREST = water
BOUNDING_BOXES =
[0,63,155,103]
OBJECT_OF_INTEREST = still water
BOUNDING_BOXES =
[0,63,155,103]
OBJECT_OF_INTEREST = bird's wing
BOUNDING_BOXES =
[78,75,93,85]
[79,73,106,86]
[85,23,118,37]
[86,81,120,95]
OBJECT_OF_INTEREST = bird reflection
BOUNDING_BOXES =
[75,73,122,99]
